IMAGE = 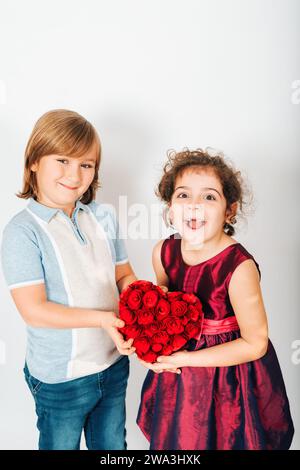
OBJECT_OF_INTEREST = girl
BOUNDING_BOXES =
[137,149,294,450]
[1,109,136,450]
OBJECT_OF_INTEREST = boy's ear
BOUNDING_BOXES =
[30,163,38,172]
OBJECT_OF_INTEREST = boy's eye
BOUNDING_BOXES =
[56,159,94,169]
[204,194,216,201]
[81,164,94,169]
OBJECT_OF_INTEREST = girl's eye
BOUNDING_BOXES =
[57,159,68,164]
[204,194,216,201]
[177,193,189,199]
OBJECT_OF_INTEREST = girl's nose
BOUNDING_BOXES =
[185,202,203,211]
[183,203,204,219]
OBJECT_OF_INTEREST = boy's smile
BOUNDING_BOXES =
[30,142,98,217]
[58,182,80,191]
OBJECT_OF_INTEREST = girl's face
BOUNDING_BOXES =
[170,167,236,245]
[31,142,98,216]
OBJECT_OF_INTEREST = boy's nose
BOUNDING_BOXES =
[65,165,81,183]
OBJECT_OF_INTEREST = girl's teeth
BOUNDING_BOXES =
[186,220,205,230]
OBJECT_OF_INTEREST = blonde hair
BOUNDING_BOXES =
[17,109,101,204]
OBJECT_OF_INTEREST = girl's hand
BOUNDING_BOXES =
[136,355,181,374]
[158,285,168,293]
[157,350,191,368]
[100,311,136,356]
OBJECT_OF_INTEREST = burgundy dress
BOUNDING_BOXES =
[137,236,294,450]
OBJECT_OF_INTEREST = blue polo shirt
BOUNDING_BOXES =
[1,198,128,383]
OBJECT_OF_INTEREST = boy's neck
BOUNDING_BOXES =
[34,196,76,218]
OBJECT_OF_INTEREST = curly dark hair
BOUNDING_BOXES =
[157,148,250,236]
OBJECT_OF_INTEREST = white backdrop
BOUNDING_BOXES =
[0,0,299,450]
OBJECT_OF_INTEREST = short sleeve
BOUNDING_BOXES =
[1,222,45,290]
[113,215,128,265]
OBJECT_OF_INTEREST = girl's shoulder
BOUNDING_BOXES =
[159,235,261,280]
[223,242,261,283]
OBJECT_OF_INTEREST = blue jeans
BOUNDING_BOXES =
[23,355,129,450]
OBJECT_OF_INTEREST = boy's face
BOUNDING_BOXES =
[30,142,98,216]
[170,168,234,246]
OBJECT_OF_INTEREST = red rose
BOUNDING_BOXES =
[133,280,154,292]
[142,351,158,363]
[143,290,159,308]
[172,334,188,351]
[137,310,154,325]
[123,324,142,339]
[156,299,170,321]
[118,280,203,363]
[171,300,187,317]
[151,343,163,353]
[134,336,150,355]
[152,331,170,345]
[119,287,132,303]
[161,344,174,355]
[119,305,136,325]
[185,322,201,339]
[127,289,143,310]
[181,315,189,326]
[168,292,182,302]
[143,321,161,337]
[187,305,201,322]
[182,293,198,304]
[164,317,185,335]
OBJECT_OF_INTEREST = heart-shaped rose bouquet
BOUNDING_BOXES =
[118,280,203,363]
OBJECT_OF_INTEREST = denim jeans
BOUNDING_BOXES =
[23,355,129,450]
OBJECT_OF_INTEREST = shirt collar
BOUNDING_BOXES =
[27,198,90,223]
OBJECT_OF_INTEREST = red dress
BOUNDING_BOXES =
[137,236,294,450]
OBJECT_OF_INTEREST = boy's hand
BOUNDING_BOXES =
[100,311,136,356]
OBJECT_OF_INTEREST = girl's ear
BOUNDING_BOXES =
[225,201,238,223]
[30,162,38,172]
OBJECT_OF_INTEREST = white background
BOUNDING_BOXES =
[0,0,299,450]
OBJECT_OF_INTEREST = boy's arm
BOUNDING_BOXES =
[10,283,122,329]
[10,284,135,355]
[116,262,137,293]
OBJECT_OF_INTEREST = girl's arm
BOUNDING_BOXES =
[10,283,135,355]
[157,259,269,369]
[152,240,169,288]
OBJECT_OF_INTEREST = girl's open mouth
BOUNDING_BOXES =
[184,219,206,230]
